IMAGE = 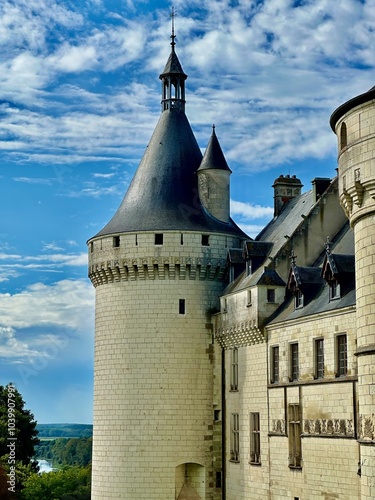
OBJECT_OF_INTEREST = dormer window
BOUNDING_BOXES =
[330,279,340,300]
[267,289,275,303]
[295,289,304,309]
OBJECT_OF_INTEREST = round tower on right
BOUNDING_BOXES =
[331,87,375,500]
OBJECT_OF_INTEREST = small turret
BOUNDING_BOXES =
[272,174,303,216]
[197,125,232,223]
[159,10,187,112]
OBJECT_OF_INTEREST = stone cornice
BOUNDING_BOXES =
[214,321,265,349]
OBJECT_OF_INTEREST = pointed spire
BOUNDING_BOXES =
[197,125,232,172]
[159,9,187,112]
[170,6,176,50]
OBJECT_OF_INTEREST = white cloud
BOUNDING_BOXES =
[0,279,94,330]
[231,199,273,219]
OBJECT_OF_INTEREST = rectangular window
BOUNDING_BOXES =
[330,279,340,300]
[267,288,275,303]
[230,348,238,391]
[113,235,120,247]
[290,343,299,382]
[179,299,185,315]
[155,233,163,245]
[230,413,240,462]
[246,290,252,306]
[250,412,261,465]
[215,471,222,488]
[271,346,279,384]
[295,289,303,308]
[90,242,94,253]
[315,338,324,379]
[337,334,347,377]
[288,404,302,468]
[202,234,210,246]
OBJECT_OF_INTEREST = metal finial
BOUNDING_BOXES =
[290,250,297,265]
[326,236,331,253]
[170,6,176,47]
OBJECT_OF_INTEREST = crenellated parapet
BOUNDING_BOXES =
[88,231,241,287]
[89,255,226,287]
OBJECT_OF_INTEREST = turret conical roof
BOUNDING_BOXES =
[93,36,247,239]
[197,126,232,172]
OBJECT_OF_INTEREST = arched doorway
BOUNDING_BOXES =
[175,463,205,499]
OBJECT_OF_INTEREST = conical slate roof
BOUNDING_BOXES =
[94,109,247,237]
[197,126,232,172]
[160,48,187,78]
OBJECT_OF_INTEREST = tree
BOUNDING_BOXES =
[21,465,91,500]
[0,384,39,495]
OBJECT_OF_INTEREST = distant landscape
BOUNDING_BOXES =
[35,424,93,468]
[37,423,93,439]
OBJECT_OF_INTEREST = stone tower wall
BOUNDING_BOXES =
[88,231,242,499]
[334,98,375,500]
[198,170,231,223]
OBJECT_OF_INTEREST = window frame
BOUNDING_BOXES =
[289,343,299,382]
[295,289,304,309]
[154,233,164,245]
[270,345,279,384]
[330,279,341,300]
[230,348,239,391]
[267,288,275,303]
[336,334,347,377]
[249,412,261,465]
[230,413,240,462]
[288,403,302,469]
[314,338,324,379]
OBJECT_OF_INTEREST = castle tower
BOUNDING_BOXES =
[197,125,232,223]
[88,31,247,499]
[331,87,375,500]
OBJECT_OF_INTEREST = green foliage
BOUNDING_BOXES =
[37,424,92,439]
[0,384,39,468]
[35,437,92,467]
[21,465,91,500]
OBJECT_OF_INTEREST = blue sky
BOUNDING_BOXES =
[0,0,374,424]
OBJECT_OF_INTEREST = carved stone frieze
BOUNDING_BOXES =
[271,419,286,435]
[358,414,375,441]
[303,418,354,437]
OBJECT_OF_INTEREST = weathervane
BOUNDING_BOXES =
[170,6,176,47]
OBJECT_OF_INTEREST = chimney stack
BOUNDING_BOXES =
[272,174,303,216]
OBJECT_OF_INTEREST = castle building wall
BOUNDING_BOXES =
[266,308,359,500]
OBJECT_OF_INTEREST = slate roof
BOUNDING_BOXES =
[268,225,355,324]
[255,190,315,258]
[227,248,244,264]
[159,46,187,79]
[244,241,273,258]
[94,109,248,237]
[197,127,231,172]
[289,266,324,288]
